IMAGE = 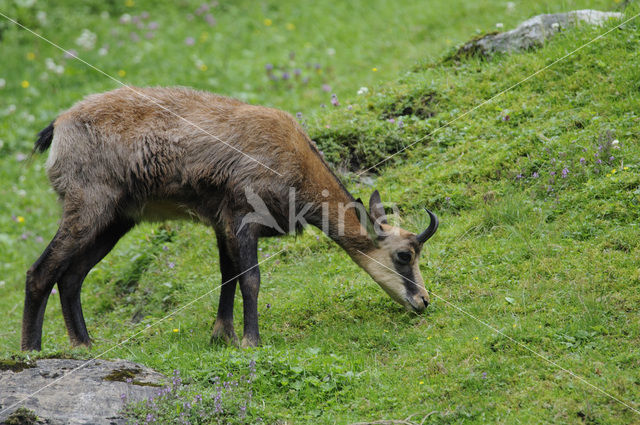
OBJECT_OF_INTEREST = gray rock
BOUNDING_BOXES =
[0,359,167,425]
[454,9,623,58]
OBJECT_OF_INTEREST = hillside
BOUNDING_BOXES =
[1,1,639,423]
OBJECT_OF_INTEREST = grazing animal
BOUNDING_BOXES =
[22,87,438,351]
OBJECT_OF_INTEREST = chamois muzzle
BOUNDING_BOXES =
[416,209,439,245]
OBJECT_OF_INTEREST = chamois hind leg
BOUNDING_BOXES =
[211,231,239,346]
[21,191,117,351]
[57,217,134,347]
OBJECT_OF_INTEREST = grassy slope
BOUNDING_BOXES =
[1,0,639,424]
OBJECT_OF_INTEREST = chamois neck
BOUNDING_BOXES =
[301,170,374,256]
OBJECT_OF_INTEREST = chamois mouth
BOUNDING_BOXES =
[405,296,429,313]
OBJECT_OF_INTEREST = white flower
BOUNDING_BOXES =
[15,0,35,7]
[496,23,504,29]
[612,139,620,149]
[327,47,335,56]
[98,47,109,56]
[100,11,110,19]
[506,2,515,12]
[0,78,5,89]
[75,29,97,50]
[120,13,132,24]
[357,86,369,95]
[36,11,47,24]
[45,58,64,75]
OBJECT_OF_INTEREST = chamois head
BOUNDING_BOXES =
[355,190,438,313]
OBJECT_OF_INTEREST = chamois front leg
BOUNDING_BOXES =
[211,232,239,346]
[230,227,261,348]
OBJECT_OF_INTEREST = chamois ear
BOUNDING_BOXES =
[355,198,379,243]
[368,190,387,225]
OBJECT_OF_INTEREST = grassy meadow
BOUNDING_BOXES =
[1,0,639,423]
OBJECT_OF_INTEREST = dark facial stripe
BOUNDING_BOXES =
[395,264,418,295]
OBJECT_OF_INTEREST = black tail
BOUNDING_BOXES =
[34,120,55,153]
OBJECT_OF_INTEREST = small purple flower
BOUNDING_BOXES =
[132,15,140,24]
[15,153,27,162]
[516,173,523,180]
[579,157,585,165]
[265,63,273,72]
[120,393,126,402]
[532,172,539,178]
[596,159,602,164]
[162,245,168,251]
[481,372,487,379]
[387,118,395,123]
[331,94,339,107]
[314,63,321,70]
[145,413,154,423]
[185,37,195,46]
[35,236,44,243]
[293,68,301,76]
[205,13,217,26]
[281,72,290,81]
[148,21,159,30]
[296,112,303,120]
[145,32,155,40]
[168,262,175,269]
[321,84,331,92]
[140,11,150,19]
[594,152,599,158]
[397,118,403,128]
[64,49,78,59]
[130,32,140,42]
[266,303,271,309]
[445,196,451,202]
[126,377,133,383]
[561,167,569,178]
[320,103,326,108]
[21,233,28,240]
[51,288,57,295]
[609,156,614,161]
[347,105,353,110]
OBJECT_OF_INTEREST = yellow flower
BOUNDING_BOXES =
[372,67,378,72]
[383,329,388,333]
[26,52,36,60]
[427,335,432,340]
[624,166,629,170]
[199,64,208,71]
[606,173,612,177]
[173,328,179,333]
[512,323,517,328]
[118,70,126,77]
[419,381,424,385]
[125,0,134,7]
[17,216,25,223]
[263,18,272,26]
[200,31,209,42]
[611,169,617,174]
[473,336,479,340]
[21,80,30,88]
[286,22,295,31]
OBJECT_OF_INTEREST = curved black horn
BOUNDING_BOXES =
[416,208,439,244]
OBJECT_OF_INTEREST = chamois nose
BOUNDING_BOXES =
[421,296,429,309]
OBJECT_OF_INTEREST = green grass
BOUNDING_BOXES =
[1,0,640,423]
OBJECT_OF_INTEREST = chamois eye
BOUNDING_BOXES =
[395,251,413,265]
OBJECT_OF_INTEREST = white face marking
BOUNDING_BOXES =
[356,225,430,311]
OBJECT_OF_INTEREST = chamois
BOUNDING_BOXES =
[22,87,438,351]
